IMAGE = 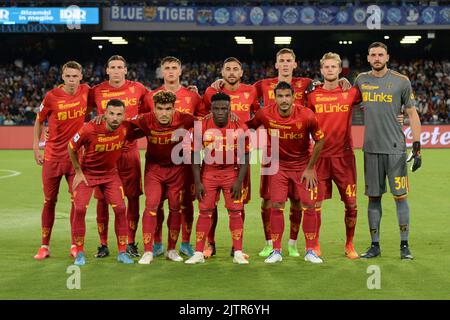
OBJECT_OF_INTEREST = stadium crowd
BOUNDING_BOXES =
[0,58,449,125]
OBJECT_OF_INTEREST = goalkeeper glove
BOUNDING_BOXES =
[406,141,421,172]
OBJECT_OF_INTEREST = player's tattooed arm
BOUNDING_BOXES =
[33,116,44,165]
[192,152,205,201]
[68,144,88,190]
[231,152,250,200]
[301,138,325,190]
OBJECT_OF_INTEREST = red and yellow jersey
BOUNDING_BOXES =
[194,117,250,170]
[69,121,129,176]
[129,111,195,166]
[89,80,148,151]
[203,83,260,122]
[38,83,90,162]
[307,86,361,157]
[253,77,312,107]
[246,104,324,170]
[143,85,207,117]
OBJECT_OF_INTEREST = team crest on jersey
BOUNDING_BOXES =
[73,133,80,142]
[185,97,191,104]
[129,86,136,94]
[244,92,250,100]
[296,81,303,88]
[295,122,302,129]
[342,92,349,100]
[385,82,393,89]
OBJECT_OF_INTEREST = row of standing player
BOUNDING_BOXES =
[33,43,422,265]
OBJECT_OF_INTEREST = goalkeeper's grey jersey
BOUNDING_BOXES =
[354,69,416,154]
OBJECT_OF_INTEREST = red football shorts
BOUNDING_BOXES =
[143,163,185,212]
[316,154,357,202]
[73,174,125,209]
[199,166,244,212]
[269,168,318,207]
[260,165,299,201]
[42,160,75,199]
[94,146,142,200]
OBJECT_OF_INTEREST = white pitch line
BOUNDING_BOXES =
[0,170,22,179]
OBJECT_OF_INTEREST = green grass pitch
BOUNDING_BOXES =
[0,149,449,300]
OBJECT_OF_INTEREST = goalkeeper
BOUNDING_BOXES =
[354,42,422,260]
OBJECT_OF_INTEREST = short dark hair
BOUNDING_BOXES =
[160,56,181,66]
[368,42,388,54]
[223,57,242,68]
[106,99,125,109]
[153,90,176,105]
[274,81,293,94]
[107,55,127,68]
[211,92,231,103]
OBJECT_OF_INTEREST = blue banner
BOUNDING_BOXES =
[0,7,99,25]
[109,5,450,26]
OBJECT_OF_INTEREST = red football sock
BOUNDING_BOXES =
[41,197,56,246]
[261,207,271,241]
[270,207,284,251]
[315,207,322,245]
[229,210,244,251]
[167,207,181,250]
[344,206,357,245]
[195,210,213,252]
[69,199,75,245]
[289,207,302,240]
[142,209,157,252]
[96,199,109,246]
[154,203,165,244]
[126,196,140,244]
[112,202,128,252]
[181,201,194,243]
[207,207,218,244]
[72,206,87,252]
[302,207,318,250]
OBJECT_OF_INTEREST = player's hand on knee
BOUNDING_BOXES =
[73,172,88,191]
[407,141,422,172]
[211,79,225,91]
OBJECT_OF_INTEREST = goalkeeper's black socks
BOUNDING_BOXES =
[400,240,409,248]
[371,242,380,248]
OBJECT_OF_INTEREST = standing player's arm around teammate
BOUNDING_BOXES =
[301,138,325,190]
